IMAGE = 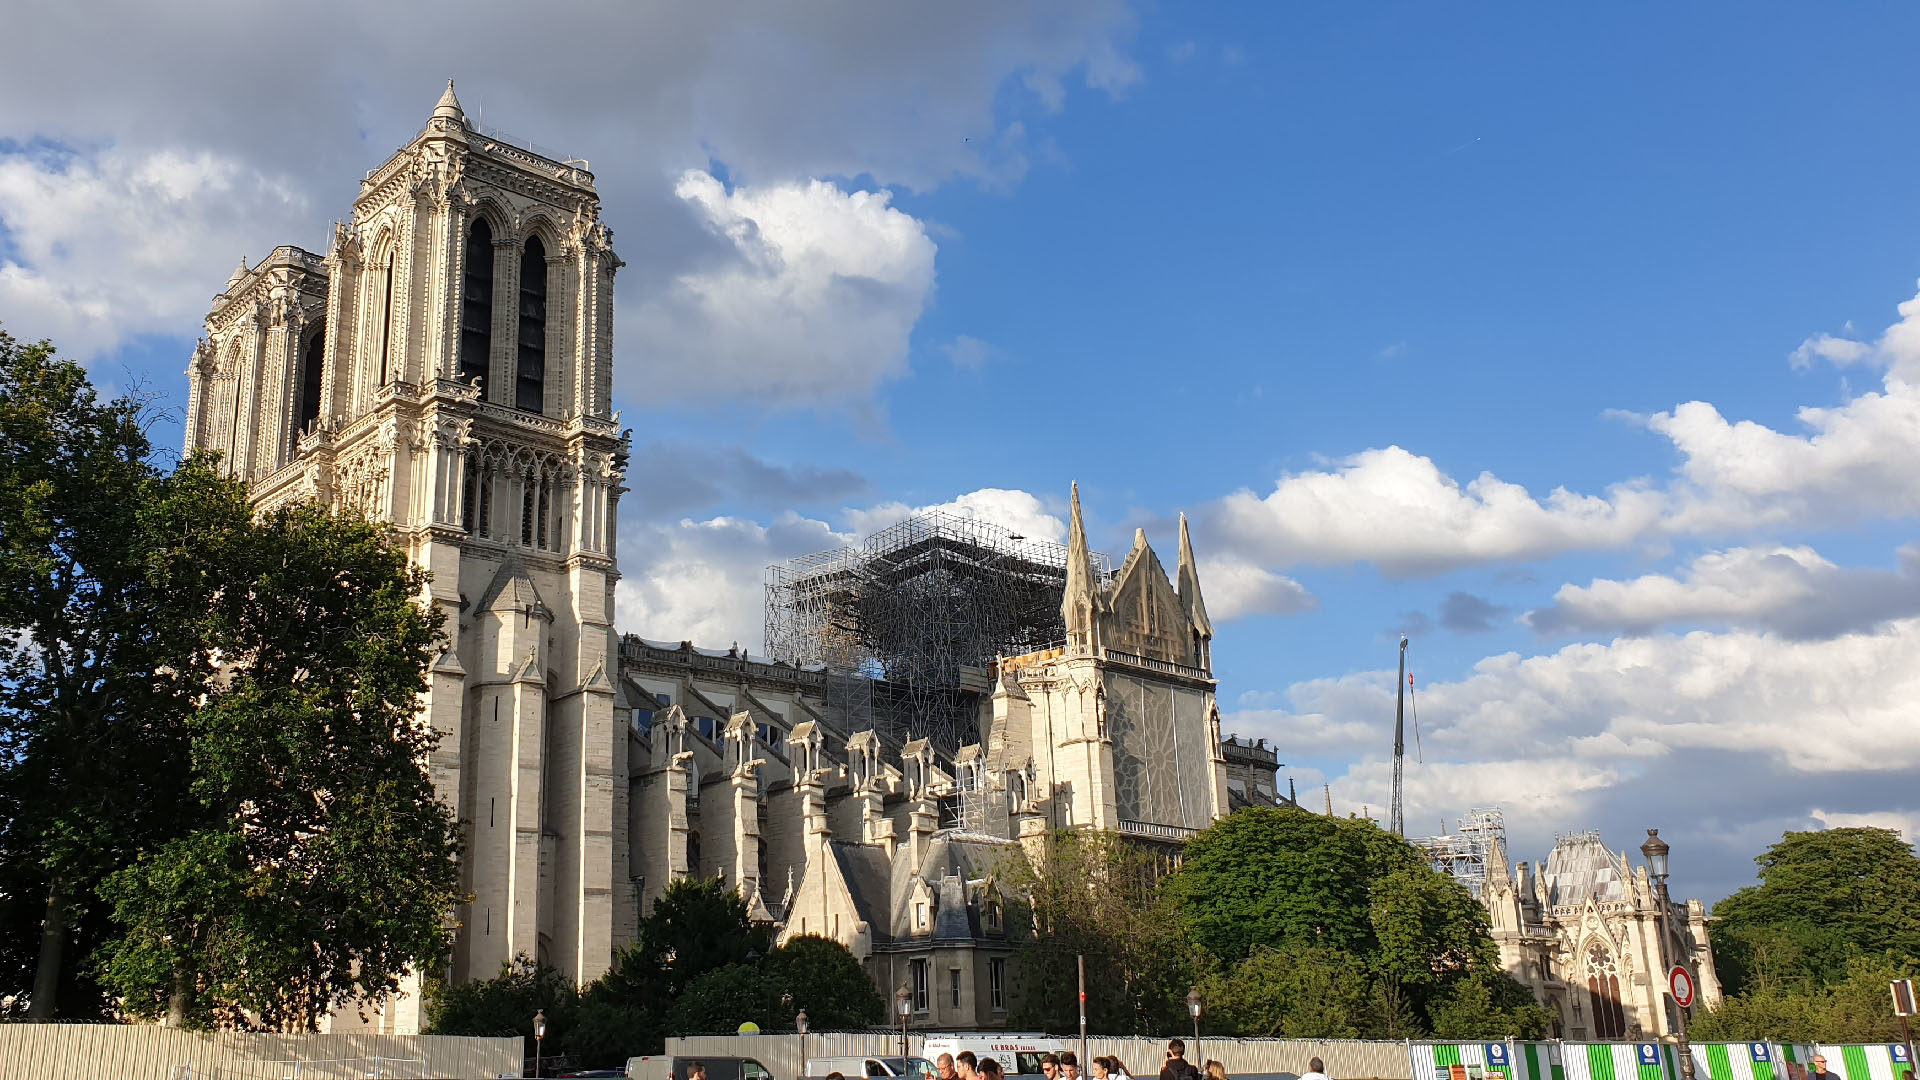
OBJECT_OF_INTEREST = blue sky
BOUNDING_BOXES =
[6,2,1920,902]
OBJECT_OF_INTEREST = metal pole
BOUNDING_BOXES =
[1077,954,1088,1073]
[1655,878,1694,1080]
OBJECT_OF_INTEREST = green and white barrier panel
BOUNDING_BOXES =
[1687,1043,1785,1080]
[1411,1042,1546,1080]
[1559,1042,1676,1080]
[1799,1045,1917,1080]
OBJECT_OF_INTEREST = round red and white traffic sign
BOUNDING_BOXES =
[1670,965,1696,1009]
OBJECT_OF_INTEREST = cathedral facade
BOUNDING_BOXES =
[187,86,1234,1033]
[1481,832,1723,1040]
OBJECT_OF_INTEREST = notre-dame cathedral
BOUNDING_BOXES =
[186,84,1260,1034]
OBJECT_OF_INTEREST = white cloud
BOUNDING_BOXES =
[1527,544,1920,639]
[0,145,310,355]
[1230,619,1920,897]
[1810,808,1920,843]
[842,487,1066,545]
[617,511,852,650]
[1211,445,1666,576]
[625,171,937,408]
[0,2,1137,401]
[1196,555,1316,620]
[1206,279,1920,580]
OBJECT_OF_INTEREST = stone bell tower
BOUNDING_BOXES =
[184,82,632,1008]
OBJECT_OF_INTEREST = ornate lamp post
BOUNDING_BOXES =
[533,1008,548,1078]
[895,983,913,1061]
[796,1009,809,1079]
[1187,987,1202,1066]
[1641,830,1695,1080]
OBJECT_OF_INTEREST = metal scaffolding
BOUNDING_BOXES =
[1412,805,1507,898]
[765,510,1109,751]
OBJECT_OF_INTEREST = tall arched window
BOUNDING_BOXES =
[1585,945,1627,1038]
[295,327,325,451]
[516,235,547,412]
[378,251,396,387]
[459,218,494,395]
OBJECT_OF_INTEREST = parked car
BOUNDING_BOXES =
[626,1055,778,1080]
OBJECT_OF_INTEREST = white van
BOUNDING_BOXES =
[920,1037,1072,1080]
[806,1056,938,1080]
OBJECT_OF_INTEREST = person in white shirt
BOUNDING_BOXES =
[1300,1058,1331,1080]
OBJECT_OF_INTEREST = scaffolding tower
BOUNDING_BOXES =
[1412,805,1507,898]
[765,510,1109,751]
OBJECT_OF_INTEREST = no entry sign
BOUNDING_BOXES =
[1670,965,1696,1009]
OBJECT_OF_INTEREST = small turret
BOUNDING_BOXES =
[433,79,467,126]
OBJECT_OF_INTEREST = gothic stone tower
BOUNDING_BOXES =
[184,83,631,1000]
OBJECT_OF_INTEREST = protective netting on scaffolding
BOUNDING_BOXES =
[764,510,1109,751]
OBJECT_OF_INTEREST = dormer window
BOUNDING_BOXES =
[916,902,928,929]
[984,900,1002,932]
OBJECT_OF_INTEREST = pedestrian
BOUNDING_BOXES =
[1063,1053,1082,1080]
[1809,1057,1840,1080]
[958,1052,979,1080]
[1206,1063,1228,1080]
[1161,1040,1202,1080]
[690,1063,708,1080]
[1109,1058,1135,1080]
[980,1061,1004,1080]
[1041,1054,1062,1080]
[938,1056,957,1080]
[1301,1058,1330,1080]
[1092,1059,1115,1080]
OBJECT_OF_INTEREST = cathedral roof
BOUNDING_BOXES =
[1540,831,1631,909]
[1177,513,1213,639]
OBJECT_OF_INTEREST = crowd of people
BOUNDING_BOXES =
[932,1040,1333,1080]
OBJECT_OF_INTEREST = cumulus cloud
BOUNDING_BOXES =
[0,144,310,355]
[1527,544,1920,639]
[1211,445,1665,576]
[1230,618,1920,896]
[1196,555,1316,620]
[617,511,853,650]
[625,171,937,408]
[0,1,1137,402]
[1810,807,1920,843]
[842,487,1067,545]
[1206,279,1920,580]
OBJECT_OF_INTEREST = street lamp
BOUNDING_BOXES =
[533,1008,548,1079]
[796,1009,809,1080]
[1641,829,1693,1080]
[895,983,913,1061]
[1187,987,1202,1065]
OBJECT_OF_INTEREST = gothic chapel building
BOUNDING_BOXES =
[188,86,1238,1034]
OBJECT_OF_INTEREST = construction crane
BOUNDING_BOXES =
[1390,635,1407,837]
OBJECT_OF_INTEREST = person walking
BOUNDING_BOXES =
[1809,1057,1841,1080]
[1161,1040,1202,1080]
[1205,1062,1227,1080]
[1301,1058,1330,1080]
[957,1052,979,1080]
[979,1061,1005,1080]
[938,1056,957,1080]
[1063,1053,1083,1080]
[1040,1055,1062,1080]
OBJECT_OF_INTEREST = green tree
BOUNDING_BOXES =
[1001,829,1194,1035]
[428,956,580,1058]
[93,466,463,1028]
[762,934,884,1028]
[591,876,777,1054]
[1712,828,1920,996]
[0,330,188,1018]
[1198,942,1370,1037]
[1368,865,1491,988]
[668,963,781,1035]
[1162,807,1426,964]
[1426,973,1554,1039]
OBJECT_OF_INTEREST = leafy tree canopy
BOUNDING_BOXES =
[1163,807,1428,964]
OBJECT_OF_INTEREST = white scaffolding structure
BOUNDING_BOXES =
[1412,805,1506,898]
